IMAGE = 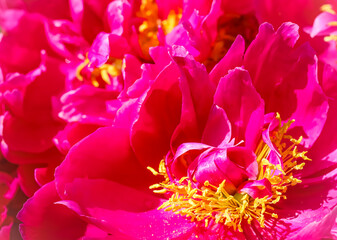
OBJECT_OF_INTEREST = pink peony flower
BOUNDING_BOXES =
[0,0,142,195]
[0,8,68,196]
[2,0,337,239]
[18,22,337,239]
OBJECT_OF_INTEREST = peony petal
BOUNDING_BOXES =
[244,22,328,147]
[170,142,211,179]
[288,205,337,239]
[59,85,118,125]
[56,178,195,239]
[62,178,161,213]
[2,114,61,153]
[310,12,337,38]
[201,104,231,146]
[87,33,110,67]
[56,126,155,198]
[17,182,89,240]
[214,67,264,146]
[171,45,215,149]
[131,62,181,167]
[238,178,272,199]
[209,35,245,85]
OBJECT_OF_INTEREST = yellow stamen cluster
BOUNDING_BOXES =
[137,0,182,58]
[321,4,337,43]
[76,57,123,88]
[148,113,310,232]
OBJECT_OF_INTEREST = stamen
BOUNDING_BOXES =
[320,4,337,46]
[76,57,123,88]
[137,0,181,58]
[321,4,336,14]
[149,113,310,231]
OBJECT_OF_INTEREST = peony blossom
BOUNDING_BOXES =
[18,22,337,239]
[1,0,337,239]
[0,9,68,196]
[0,0,140,195]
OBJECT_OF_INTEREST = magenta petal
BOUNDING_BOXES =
[108,34,130,59]
[214,67,264,145]
[322,64,337,99]
[200,0,223,45]
[121,54,142,93]
[59,85,118,125]
[126,47,172,98]
[191,148,233,187]
[221,0,254,14]
[288,50,328,147]
[188,146,257,191]
[2,114,58,153]
[106,0,131,36]
[1,141,63,165]
[244,22,328,147]
[87,32,110,67]
[57,178,195,239]
[0,10,50,74]
[53,122,100,154]
[201,104,231,146]
[182,0,212,19]
[17,0,71,20]
[0,172,18,203]
[304,65,337,176]
[131,62,181,167]
[226,147,258,180]
[238,178,272,199]
[64,203,195,240]
[98,208,194,239]
[209,35,245,85]
[17,164,42,197]
[171,45,215,148]
[310,12,337,38]
[170,142,211,179]
[113,98,140,129]
[286,205,337,240]
[56,126,155,198]
[17,182,88,240]
[0,223,12,240]
[62,178,161,213]
[244,22,299,100]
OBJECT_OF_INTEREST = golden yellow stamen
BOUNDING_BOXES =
[321,4,336,14]
[137,0,181,59]
[320,4,337,46]
[149,113,310,231]
[76,57,123,88]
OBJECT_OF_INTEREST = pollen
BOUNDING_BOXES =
[76,57,123,88]
[321,4,336,14]
[149,113,310,232]
[320,4,337,45]
[137,0,181,59]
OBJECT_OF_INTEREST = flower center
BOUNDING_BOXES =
[137,0,182,59]
[148,113,310,232]
[76,57,123,88]
[204,14,259,70]
[321,4,337,42]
